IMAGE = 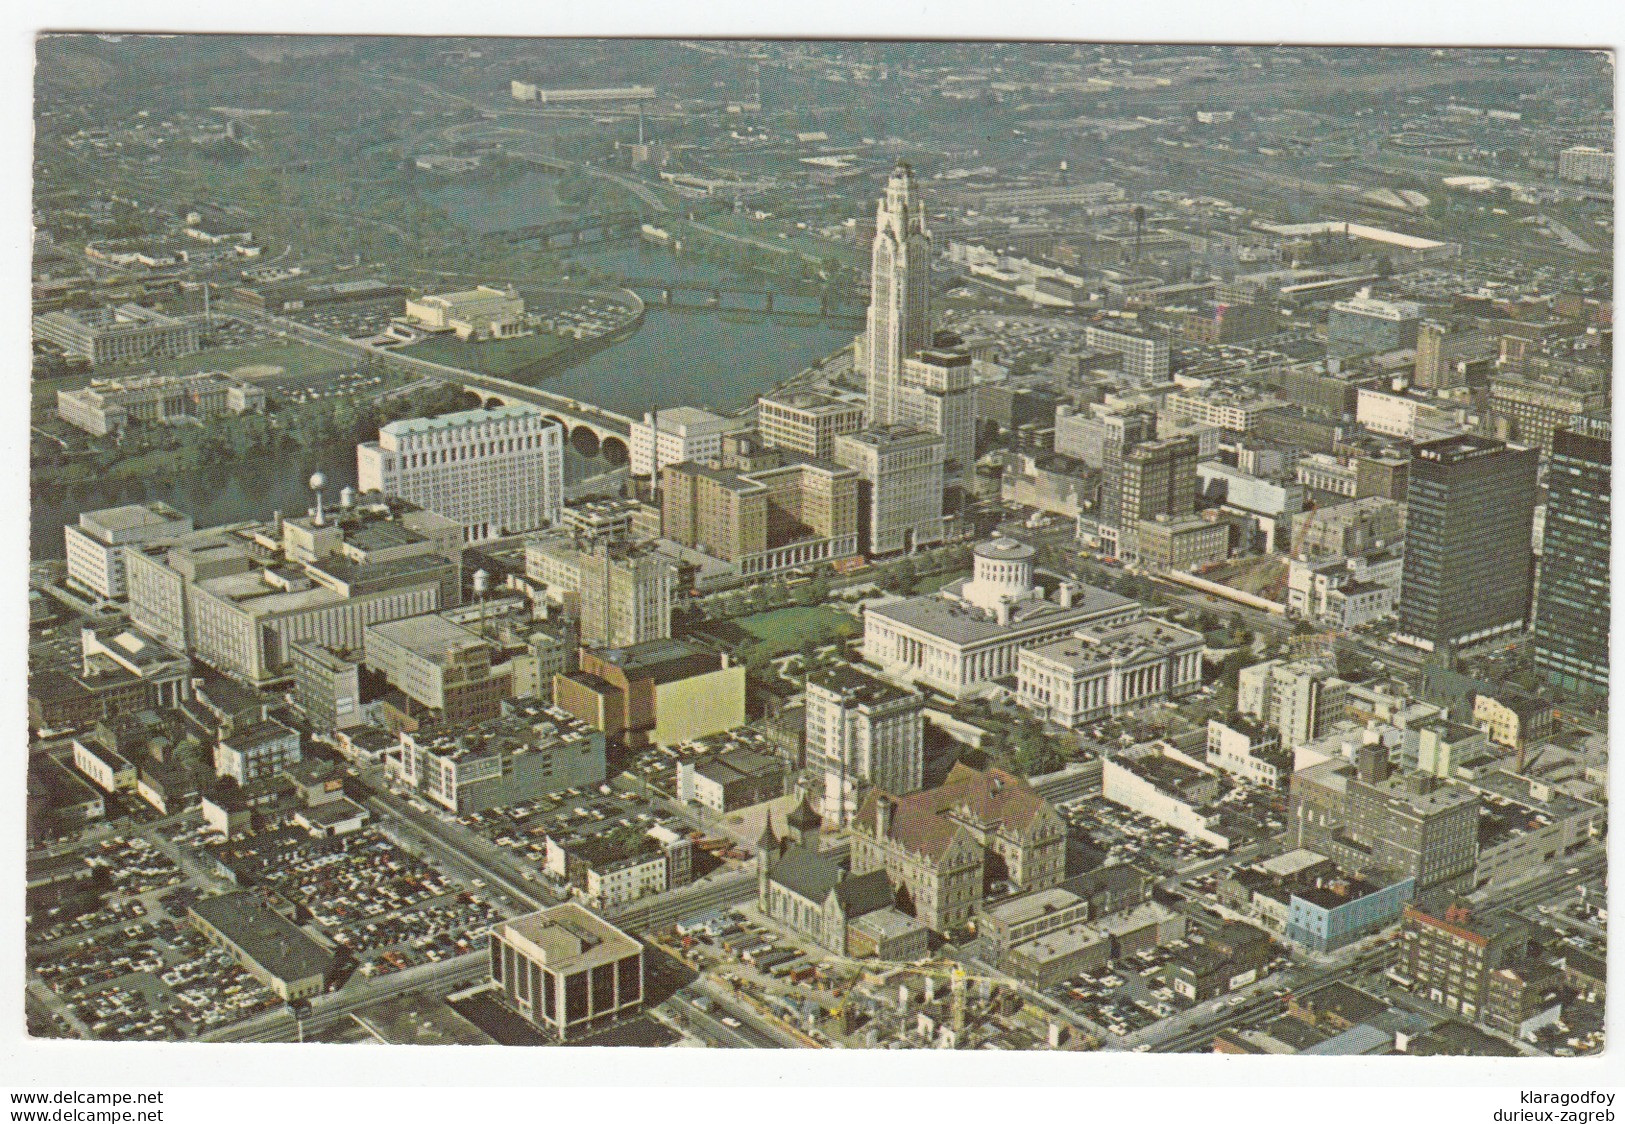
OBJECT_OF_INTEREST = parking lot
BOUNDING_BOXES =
[285,299,400,340]
[1040,947,1186,1039]
[29,873,281,1042]
[1057,795,1222,871]
[261,367,392,405]
[201,824,504,978]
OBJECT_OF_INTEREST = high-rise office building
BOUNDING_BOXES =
[1328,290,1421,359]
[898,348,977,491]
[357,405,563,542]
[1119,435,1199,525]
[1557,145,1613,185]
[865,162,932,426]
[804,664,926,821]
[1238,657,1350,749]
[834,426,945,557]
[629,407,734,479]
[1084,323,1170,383]
[756,391,865,461]
[576,540,676,650]
[1397,436,1538,653]
[1533,419,1610,693]
[64,503,194,601]
[1414,320,1491,391]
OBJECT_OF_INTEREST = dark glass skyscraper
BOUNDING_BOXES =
[1533,419,1611,693]
[1398,435,1539,653]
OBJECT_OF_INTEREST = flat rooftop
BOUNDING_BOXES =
[870,581,1134,648]
[495,903,641,974]
[80,502,189,536]
[1010,921,1109,964]
[190,891,334,985]
[1025,617,1201,673]
[382,403,544,436]
[807,663,919,707]
[366,612,487,663]
[983,886,1087,926]
[353,995,495,1046]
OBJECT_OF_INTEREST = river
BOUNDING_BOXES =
[31,245,857,559]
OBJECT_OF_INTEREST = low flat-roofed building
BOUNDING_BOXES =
[35,302,200,367]
[1206,715,1291,789]
[215,719,301,786]
[1467,768,1602,889]
[677,747,787,812]
[846,906,931,962]
[1004,922,1112,986]
[71,737,137,793]
[189,890,335,1001]
[1286,873,1416,952]
[977,886,1090,959]
[1059,862,1154,921]
[352,994,497,1046]
[292,797,371,838]
[1102,740,1230,849]
[1258,848,1335,881]
[545,820,693,911]
[29,756,106,839]
[136,761,199,816]
[488,904,644,1040]
[393,699,606,815]
[1098,900,1186,959]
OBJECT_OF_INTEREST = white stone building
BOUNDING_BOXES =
[357,404,563,542]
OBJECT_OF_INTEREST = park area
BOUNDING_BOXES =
[154,341,356,380]
[400,332,572,379]
[736,605,860,656]
[686,604,860,670]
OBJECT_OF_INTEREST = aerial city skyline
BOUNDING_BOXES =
[25,37,1610,1058]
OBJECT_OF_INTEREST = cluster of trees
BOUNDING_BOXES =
[36,380,490,494]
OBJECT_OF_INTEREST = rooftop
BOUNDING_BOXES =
[80,502,189,537]
[869,580,1134,648]
[495,903,642,974]
[807,663,919,708]
[365,612,488,665]
[1008,921,1109,964]
[382,404,547,436]
[982,886,1087,926]
[691,748,785,787]
[190,891,335,985]
[1024,618,1202,673]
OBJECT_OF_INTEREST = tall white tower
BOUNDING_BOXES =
[865,162,932,426]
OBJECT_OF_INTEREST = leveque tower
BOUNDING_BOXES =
[864,161,932,426]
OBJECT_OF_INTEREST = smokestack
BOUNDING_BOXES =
[876,795,893,840]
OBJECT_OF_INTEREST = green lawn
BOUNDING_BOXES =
[400,332,571,378]
[154,342,355,379]
[910,569,967,595]
[734,605,859,656]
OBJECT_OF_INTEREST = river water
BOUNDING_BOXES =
[31,244,857,559]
